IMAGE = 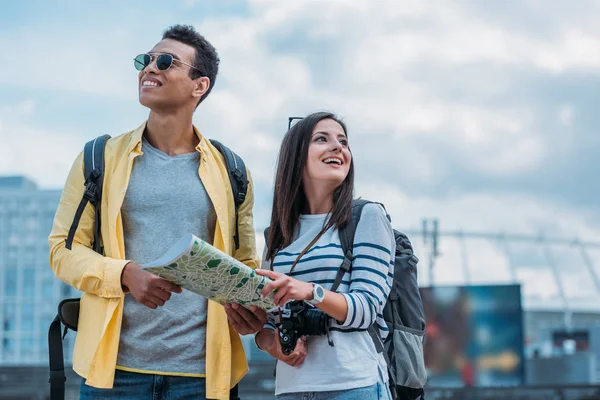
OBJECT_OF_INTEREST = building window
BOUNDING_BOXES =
[20,335,35,358]
[3,336,16,359]
[22,247,35,264]
[7,247,18,265]
[9,216,20,232]
[8,233,19,247]
[4,267,17,297]
[21,302,35,332]
[3,302,16,332]
[39,337,48,359]
[22,267,36,297]
[42,274,55,298]
[25,217,38,232]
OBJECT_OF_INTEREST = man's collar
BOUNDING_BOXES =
[127,121,207,154]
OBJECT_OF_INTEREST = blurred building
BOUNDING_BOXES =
[0,176,77,367]
[1,175,600,399]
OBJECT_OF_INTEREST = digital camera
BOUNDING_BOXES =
[277,300,330,355]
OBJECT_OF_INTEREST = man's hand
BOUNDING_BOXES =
[265,329,307,367]
[121,262,182,309]
[224,303,268,335]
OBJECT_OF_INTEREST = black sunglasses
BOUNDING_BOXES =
[134,53,201,72]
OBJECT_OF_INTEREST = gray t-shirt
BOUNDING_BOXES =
[116,136,216,375]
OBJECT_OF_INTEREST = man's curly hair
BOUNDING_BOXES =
[163,24,220,105]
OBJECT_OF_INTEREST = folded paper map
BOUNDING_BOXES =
[141,234,275,310]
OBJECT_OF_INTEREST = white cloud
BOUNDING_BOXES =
[183,0,600,309]
[558,104,574,126]
[534,29,600,73]
[2,0,600,310]
[191,0,587,186]
[0,29,138,98]
[0,101,85,188]
[355,181,600,308]
[361,183,600,241]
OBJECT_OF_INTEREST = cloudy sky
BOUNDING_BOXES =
[1,0,599,309]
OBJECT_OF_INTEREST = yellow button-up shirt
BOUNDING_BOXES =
[49,122,259,400]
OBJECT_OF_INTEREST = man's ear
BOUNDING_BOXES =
[192,76,210,102]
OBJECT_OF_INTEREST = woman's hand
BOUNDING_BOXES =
[255,269,314,307]
[258,329,307,367]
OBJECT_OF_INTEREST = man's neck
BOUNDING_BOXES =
[144,109,200,156]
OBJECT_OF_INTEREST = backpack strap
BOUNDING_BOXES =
[331,199,372,292]
[57,298,81,331]
[48,315,66,400]
[54,135,109,400]
[210,139,248,250]
[65,134,110,253]
[338,200,400,397]
[367,324,397,398]
[229,383,240,400]
[332,200,397,376]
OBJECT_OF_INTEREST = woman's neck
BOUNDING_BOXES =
[303,183,334,214]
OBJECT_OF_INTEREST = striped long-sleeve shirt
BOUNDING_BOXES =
[261,203,395,395]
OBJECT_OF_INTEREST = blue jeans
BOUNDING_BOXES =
[80,369,206,400]
[276,382,392,400]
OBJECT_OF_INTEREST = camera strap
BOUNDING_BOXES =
[273,225,336,349]
[292,227,336,347]
[274,226,328,273]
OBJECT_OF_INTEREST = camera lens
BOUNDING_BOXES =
[302,309,330,336]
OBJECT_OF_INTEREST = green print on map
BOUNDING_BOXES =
[144,238,275,310]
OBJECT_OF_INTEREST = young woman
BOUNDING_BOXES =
[253,111,396,400]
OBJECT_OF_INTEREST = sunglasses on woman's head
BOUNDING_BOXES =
[288,117,304,130]
[133,53,201,72]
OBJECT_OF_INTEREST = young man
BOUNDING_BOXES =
[49,25,266,400]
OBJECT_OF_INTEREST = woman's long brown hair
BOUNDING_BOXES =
[265,112,354,261]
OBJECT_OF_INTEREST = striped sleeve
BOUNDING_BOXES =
[339,203,395,330]
[264,314,277,331]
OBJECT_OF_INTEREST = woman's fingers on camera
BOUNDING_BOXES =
[295,336,307,352]
[290,337,307,355]
[284,351,304,367]
[291,355,306,367]
[287,358,301,367]
[288,342,307,367]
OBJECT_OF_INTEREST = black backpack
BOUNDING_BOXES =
[331,199,428,400]
[48,134,247,400]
